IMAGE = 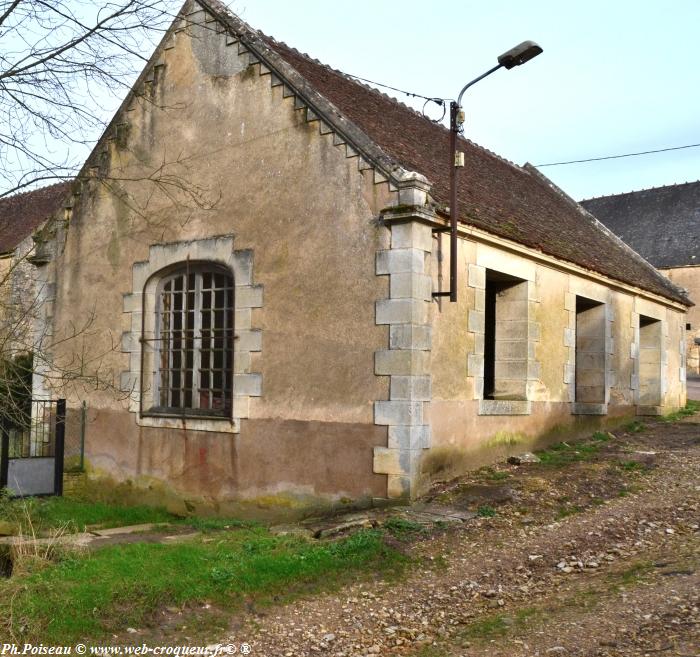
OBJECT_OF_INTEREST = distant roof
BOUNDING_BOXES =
[580,181,700,269]
[0,183,70,254]
[201,0,690,305]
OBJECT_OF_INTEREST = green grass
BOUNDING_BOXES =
[0,526,405,642]
[537,440,600,467]
[662,399,700,422]
[556,504,583,519]
[477,505,496,518]
[0,496,179,534]
[618,460,648,472]
[477,466,511,481]
[383,515,426,538]
[592,431,610,442]
[608,560,653,590]
[457,607,543,643]
[623,420,646,434]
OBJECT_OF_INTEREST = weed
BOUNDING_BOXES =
[556,505,583,519]
[186,517,257,533]
[383,516,425,538]
[537,441,600,467]
[477,466,510,481]
[460,614,510,639]
[592,431,610,442]
[618,460,647,472]
[662,399,700,422]
[609,561,653,589]
[624,420,645,434]
[477,505,496,518]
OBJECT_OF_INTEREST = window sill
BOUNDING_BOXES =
[143,408,230,421]
[137,413,239,434]
[478,399,531,416]
[571,402,607,416]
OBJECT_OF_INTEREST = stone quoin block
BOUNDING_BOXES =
[390,222,433,252]
[390,272,432,300]
[390,375,431,401]
[374,400,423,426]
[387,425,431,450]
[376,298,428,325]
[376,248,425,275]
[389,324,431,350]
[375,349,430,376]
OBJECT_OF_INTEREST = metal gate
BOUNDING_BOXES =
[0,399,66,497]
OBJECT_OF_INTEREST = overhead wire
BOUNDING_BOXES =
[343,73,699,167]
[535,142,700,167]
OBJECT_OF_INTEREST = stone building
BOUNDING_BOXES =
[5,0,691,514]
[0,183,71,358]
[581,182,700,375]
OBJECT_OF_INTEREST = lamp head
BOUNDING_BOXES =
[497,40,543,69]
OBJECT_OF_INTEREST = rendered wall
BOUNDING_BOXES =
[426,233,687,484]
[661,266,699,374]
[41,3,395,514]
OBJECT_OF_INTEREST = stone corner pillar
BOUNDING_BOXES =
[373,192,436,500]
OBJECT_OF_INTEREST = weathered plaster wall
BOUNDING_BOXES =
[426,233,687,485]
[661,266,699,374]
[0,236,41,359]
[44,5,395,512]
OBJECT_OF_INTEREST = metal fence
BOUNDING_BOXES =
[0,399,85,496]
[1,399,64,496]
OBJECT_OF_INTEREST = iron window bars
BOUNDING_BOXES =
[148,263,234,417]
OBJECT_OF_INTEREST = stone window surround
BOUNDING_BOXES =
[564,286,613,416]
[467,262,540,416]
[121,235,262,433]
[631,298,668,416]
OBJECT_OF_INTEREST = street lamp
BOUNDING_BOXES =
[433,41,543,302]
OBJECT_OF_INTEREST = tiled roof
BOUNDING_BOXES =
[257,38,689,306]
[206,0,691,305]
[0,183,70,254]
[580,181,700,269]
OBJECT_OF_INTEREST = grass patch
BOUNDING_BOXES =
[0,526,405,642]
[662,399,700,423]
[458,607,543,643]
[618,460,647,472]
[556,504,583,519]
[623,420,646,434]
[460,614,510,639]
[383,516,426,539]
[537,440,600,467]
[608,560,653,590]
[0,497,179,535]
[592,431,610,442]
[477,505,496,518]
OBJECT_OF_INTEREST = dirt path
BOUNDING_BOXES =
[224,416,700,657]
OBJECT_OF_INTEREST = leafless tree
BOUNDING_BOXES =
[0,0,182,198]
[0,1,228,449]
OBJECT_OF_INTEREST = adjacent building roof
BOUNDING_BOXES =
[0,183,70,254]
[580,181,700,270]
[201,0,690,306]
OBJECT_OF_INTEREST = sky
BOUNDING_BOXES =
[228,0,700,201]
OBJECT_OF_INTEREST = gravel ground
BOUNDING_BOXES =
[223,415,700,657]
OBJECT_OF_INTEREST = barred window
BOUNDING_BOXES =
[153,264,234,416]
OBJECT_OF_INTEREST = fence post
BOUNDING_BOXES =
[54,399,66,496]
[80,400,87,472]
[0,417,9,490]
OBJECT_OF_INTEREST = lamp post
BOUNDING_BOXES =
[434,41,543,303]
